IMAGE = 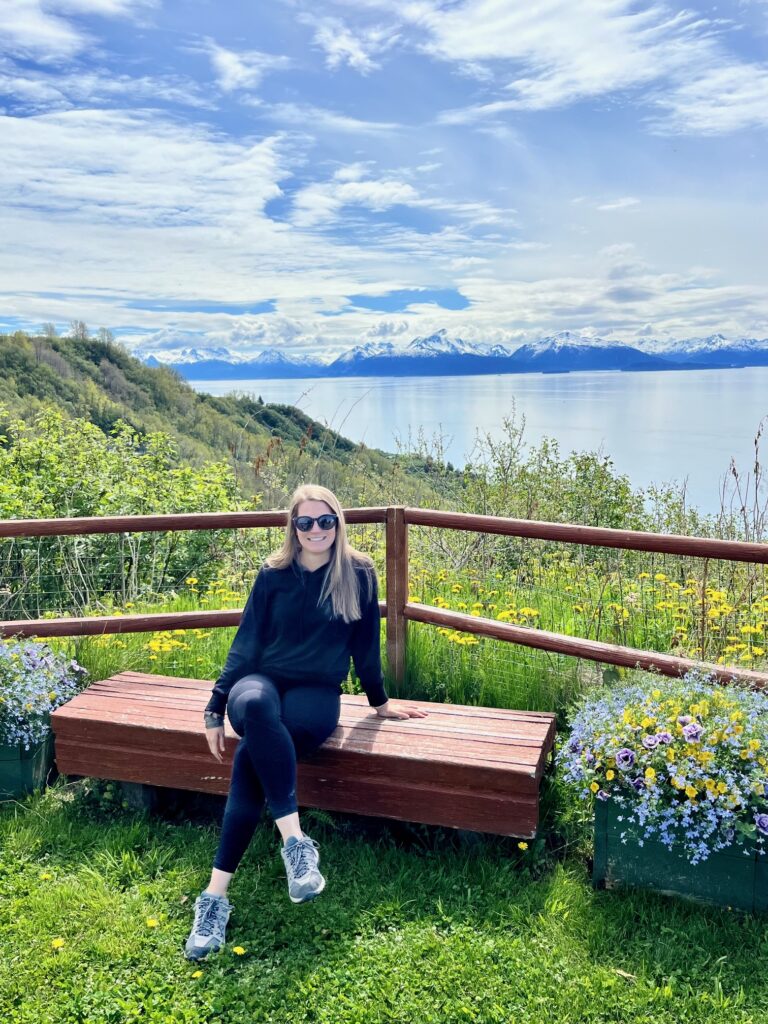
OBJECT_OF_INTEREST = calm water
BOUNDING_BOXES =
[191,368,768,516]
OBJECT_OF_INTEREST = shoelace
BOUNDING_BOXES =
[284,838,319,879]
[195,896,227,937]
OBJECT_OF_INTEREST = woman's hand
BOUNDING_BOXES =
[374,701,428,721]
[206,725,226,762]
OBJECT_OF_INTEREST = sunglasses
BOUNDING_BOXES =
[293,514,339,532]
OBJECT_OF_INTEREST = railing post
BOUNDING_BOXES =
[386,505,408,689]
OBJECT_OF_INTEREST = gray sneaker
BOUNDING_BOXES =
[280,835,325,903]
[184,892,232,960]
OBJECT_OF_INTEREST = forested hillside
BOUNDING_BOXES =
[0,333,444,509]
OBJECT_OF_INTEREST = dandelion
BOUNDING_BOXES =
[51,938,65,950]
[191,970,204,978]
[145,917,159,928]
[39,872,52,880]
[517,841,529,851]
[233,946,246,955]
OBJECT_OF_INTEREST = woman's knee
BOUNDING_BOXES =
[228,674,281,727]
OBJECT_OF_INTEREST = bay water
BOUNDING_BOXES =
[191,367,768,516]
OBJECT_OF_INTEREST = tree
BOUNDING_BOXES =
[42,323,58,339]
[97,327,115,345]
[69,320,89,341]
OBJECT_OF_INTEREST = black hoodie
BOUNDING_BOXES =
[204,559,388,715]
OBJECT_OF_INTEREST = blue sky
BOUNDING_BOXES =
[1,0,767,360]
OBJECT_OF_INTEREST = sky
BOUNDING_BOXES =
[1,0,767,361]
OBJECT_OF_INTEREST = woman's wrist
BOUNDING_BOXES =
[204,711,225,729]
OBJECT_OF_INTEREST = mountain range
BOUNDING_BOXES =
[137,329,768,381]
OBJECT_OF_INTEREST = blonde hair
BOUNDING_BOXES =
[265,484,373,622]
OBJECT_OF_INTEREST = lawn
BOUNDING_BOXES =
[2,780,768,1024]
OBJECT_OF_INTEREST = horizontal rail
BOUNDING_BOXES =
[1,603,389,639]
[404,509,768,564]
[0,507,388,539]
[405,603,768,689]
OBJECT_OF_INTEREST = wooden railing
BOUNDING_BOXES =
[2,507,768,689]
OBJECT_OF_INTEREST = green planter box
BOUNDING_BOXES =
[0,734,54,799]
[593,799,768,913]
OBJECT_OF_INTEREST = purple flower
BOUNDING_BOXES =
[677,715,693,726]
[682,722,704,743]
[631,777,646,791]
[615,748,635,769]
[657,732,673,744]
[584,750,596,766]
[755,814,768,836]
[596,790,610,801]
[642,734,660,749]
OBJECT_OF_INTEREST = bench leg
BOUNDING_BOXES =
[119,781,158,813]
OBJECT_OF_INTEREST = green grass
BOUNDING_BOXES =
[3,782,768,1023]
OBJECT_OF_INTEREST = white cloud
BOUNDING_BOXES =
[0,109,286,225]
[363,319,410,338]
[291,168,421,227]
[0,63,213,112]
[597,197,641,211]
[53,0,155,14]
[306,15,398,73]
[0,0,155,61]
[0,0,88,60]
[423,0,768,136]
[260,102,398,133]
[200,38,290,92]
[649,62,768,134]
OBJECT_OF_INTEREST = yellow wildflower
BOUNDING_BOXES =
[51,938,65,950]
[517,842,529,851]
[191,970,203,978]
[233,946,246,955]
[145,917,159,928]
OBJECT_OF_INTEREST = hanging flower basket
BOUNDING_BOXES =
[559,669,768,911]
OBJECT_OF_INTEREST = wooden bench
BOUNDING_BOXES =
[51,671,556,838]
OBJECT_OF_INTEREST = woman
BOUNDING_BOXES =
[185,484,426,960]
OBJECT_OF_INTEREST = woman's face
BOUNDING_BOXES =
[294,499,337,560]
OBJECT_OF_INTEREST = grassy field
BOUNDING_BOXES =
[2,780,768,1024]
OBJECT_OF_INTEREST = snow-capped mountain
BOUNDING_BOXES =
[406,329,487,357]
[333,341,398,363]
[251,348,302,365]
[326,330,519,377]
[136,327,768,382]
[640,334,768,367]
[508,331,677,372]
[136,345,239,365]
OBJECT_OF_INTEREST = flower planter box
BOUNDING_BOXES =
[0,734,54,799]
[593,799,768,913]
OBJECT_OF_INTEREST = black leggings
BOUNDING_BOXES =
[213,673,341,874]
